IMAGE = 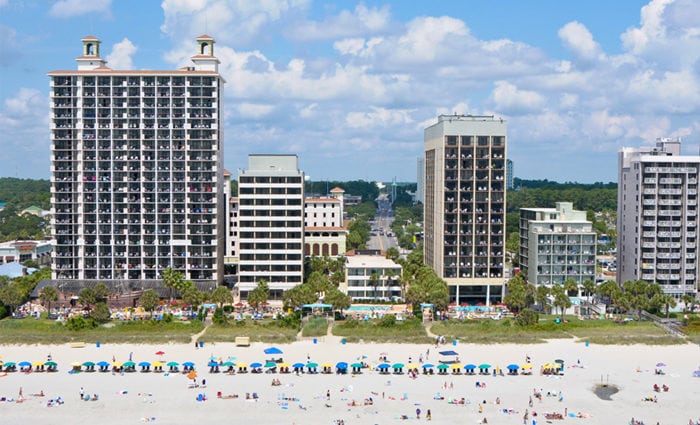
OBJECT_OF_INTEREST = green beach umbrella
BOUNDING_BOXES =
[45,361,58,367]
[437,364,449,370]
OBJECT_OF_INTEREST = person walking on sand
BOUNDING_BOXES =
[426,409,431,420]
[416,408,421,419]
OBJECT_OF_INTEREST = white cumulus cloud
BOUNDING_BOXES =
[106,38,137,70]
[558,21,604,63]
[286,4,390,41]
[49,0,111,18]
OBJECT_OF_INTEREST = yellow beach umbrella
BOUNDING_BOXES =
[407,364,418,370]
[112,362,123,368]
[450,363,463,370]
[321,363,332,368]
[32,361,44,367]
[278,362,290,368]
[152,361,164,368]
[521,364,533,369]
[236,362,248,368]
[542,363,556,369]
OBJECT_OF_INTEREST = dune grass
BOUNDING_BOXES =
[301,317,328,337]
[430,316,687,345]
[332,317,431,344]
[200,319,298,344]
[0,315,203,345]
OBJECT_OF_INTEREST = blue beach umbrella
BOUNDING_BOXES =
[292,363,305,369]
[422,363,435,368]
[264,347,283,355]
[336,362,348,369]
[250,362,263,369]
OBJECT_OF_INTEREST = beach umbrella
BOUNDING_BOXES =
[336,362,348,370]
[123,361,136,368]
[152,361,164,368]
[464,364,476,370]
[306,362,318,369]
[507,364,520,370]
[45,361,57,367]
[554,359,565,365]
[221,361,235,368]
[208,360,219,368]
[521,364,533,369]
[19,361,31,368]
[450,363,463,370]
[377,363,390,369]
[139,361,151,367]
[350,362,363,369]
[278,362,290,368]
[422,363,435,369]
[478,363,491,369]
[407,364,418,370]
[32,361,44,367]
[97,361,110,367]
[83,361,95,367]
[71,361,82,368]
[264,361,277,368]
[293,362,305,369]
[4,362,16,367]
[264,347,283,355]
[237,362,248,368]
[155,351,165,357]
[656,362,666,367]
[167,361,179,367]
[250,362,263,369]
[182,362,195,368]
[392,363,405,369]
[437,364,449,370]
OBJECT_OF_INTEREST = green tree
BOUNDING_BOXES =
[0,284,23,316]
[563,277,579,297]
[93,282,111,303]
[535,285,551,313]
[680,294,695,313]
[551,284,571,318]
[369,272,380,300]
[39,285,59,313]
[385,247,400,261]
[162,268,185,301]
[282,284,317,310]
[505,232,519,265]
[405,266,450,311]
[651,293,677,319]
[91,301,111,323]
[140,289,160,318]
[78,287,96,311]
[581,279,597,316]
[248,280,270,310]
[622,280,661,320]
[503,273,528,313]
[325,286,351,313]
[211,286,233,309]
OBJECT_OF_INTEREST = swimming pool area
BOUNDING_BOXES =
[347,305,393,312]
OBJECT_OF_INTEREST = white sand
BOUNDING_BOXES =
[1,336,699,425]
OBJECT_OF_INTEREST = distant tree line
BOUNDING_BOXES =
[305,180,380,202]
[0,178,51,210]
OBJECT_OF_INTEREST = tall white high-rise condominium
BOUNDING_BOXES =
[423,115,507,304]
[237,155,305,299]
[617,138,699,298]
[49,35,225,289]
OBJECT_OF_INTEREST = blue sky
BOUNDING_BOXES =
[1,0,699,183]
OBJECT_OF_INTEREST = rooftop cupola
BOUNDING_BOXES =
[76,35,107,70]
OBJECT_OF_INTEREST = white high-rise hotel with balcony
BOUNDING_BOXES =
[423,115,507,304]
[237,155,305,299]
[49,35,225,286]
[617,138,699,298]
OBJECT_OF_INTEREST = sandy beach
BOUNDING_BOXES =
[1,336,699,425]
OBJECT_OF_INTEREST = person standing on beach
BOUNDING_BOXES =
[426,409,431,420]
[416,408,421,419]
[326,389,330,400]
[80,387,84,400]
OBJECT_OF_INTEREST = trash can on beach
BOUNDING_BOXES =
[96,341,100,348]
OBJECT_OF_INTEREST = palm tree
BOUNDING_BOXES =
[581,279,597,316]
[369,272,380,301]
[39,285,59,314]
